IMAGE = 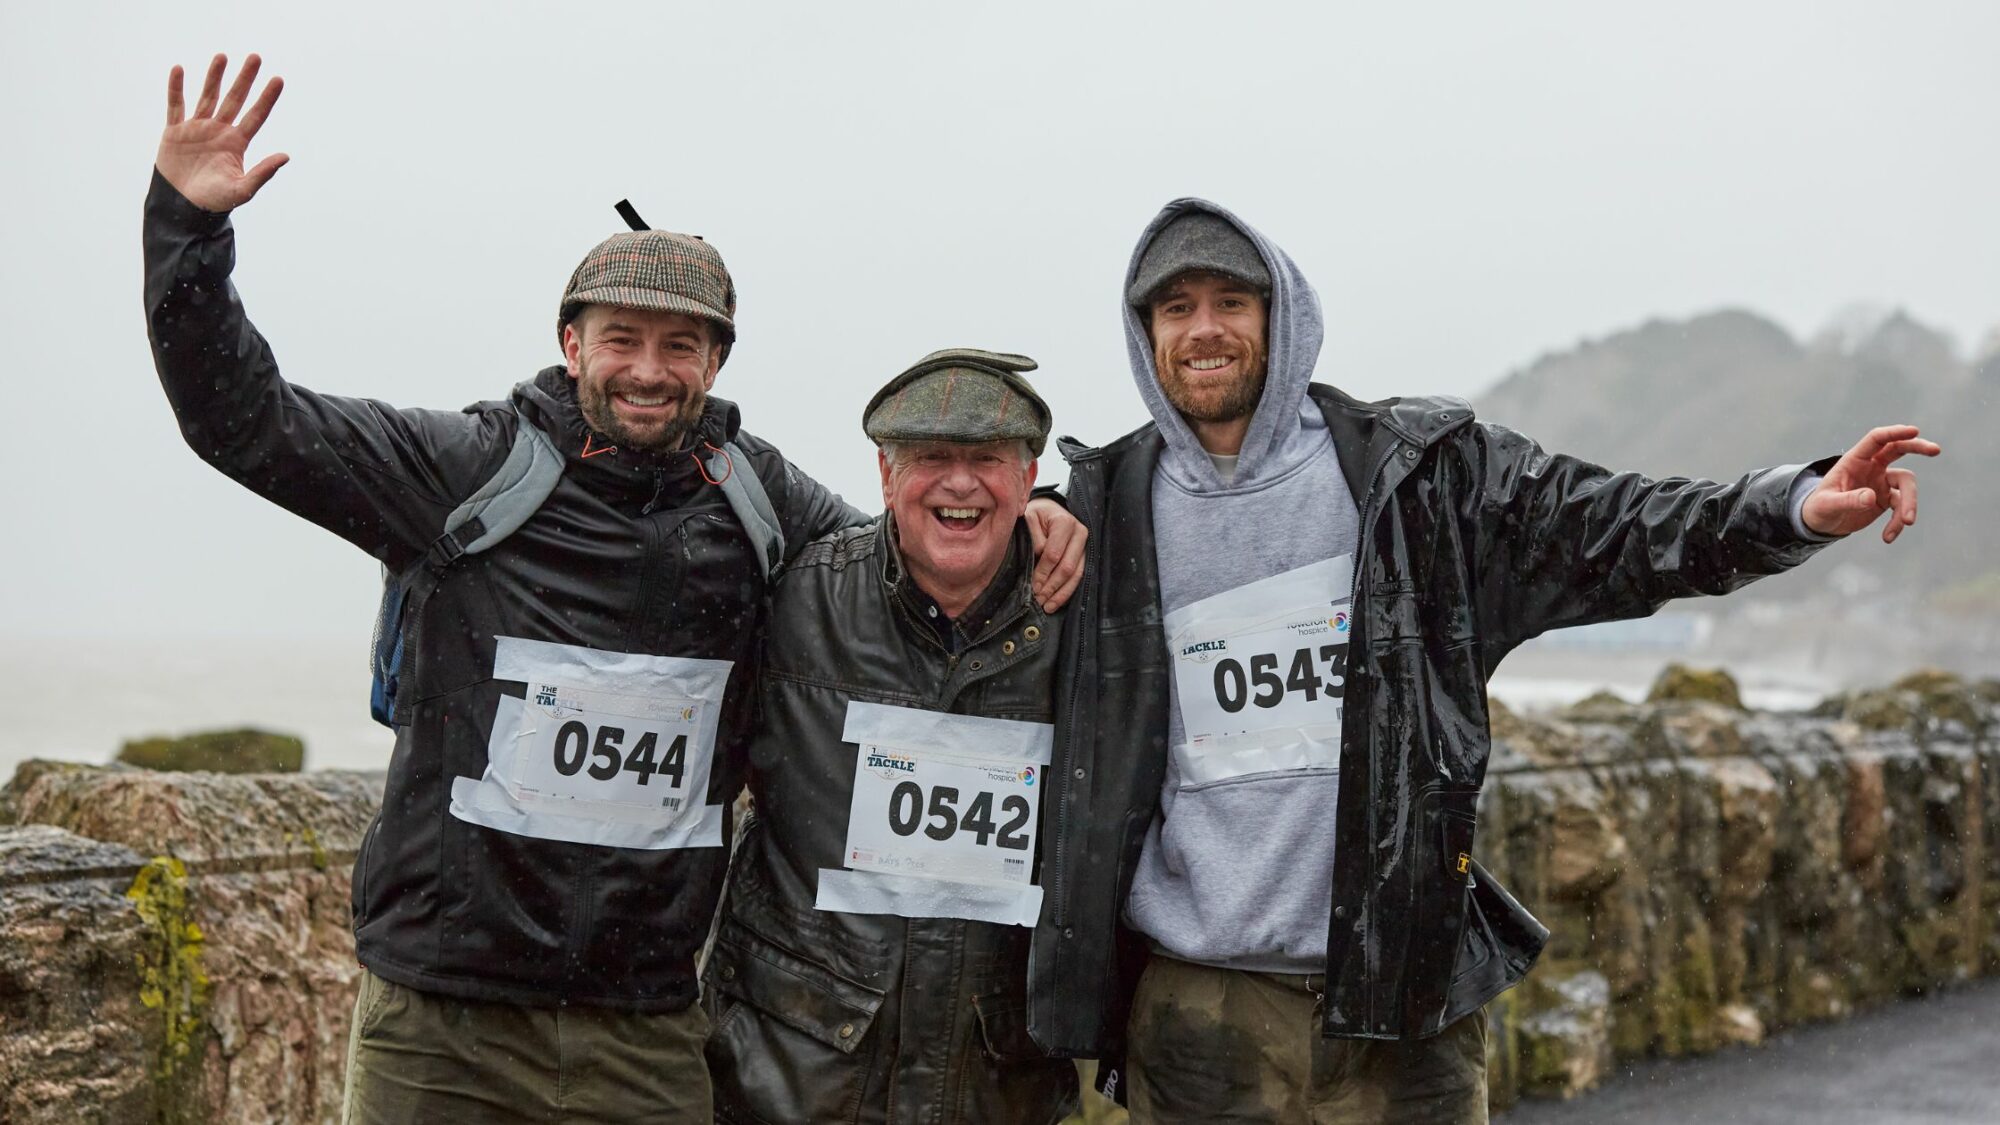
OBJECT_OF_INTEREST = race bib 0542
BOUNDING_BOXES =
[815,702,1052,928]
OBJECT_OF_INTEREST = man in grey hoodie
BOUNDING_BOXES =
[1067,198,1938,1123]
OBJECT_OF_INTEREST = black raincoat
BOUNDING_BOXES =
[144,171,861,1011]
[1029,383,1834,1058]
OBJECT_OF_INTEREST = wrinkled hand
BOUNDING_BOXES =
[1025,497,1087,612]
[157,53,288,212]
[1801,425,1941,543]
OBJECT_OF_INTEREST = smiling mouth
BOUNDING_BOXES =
[934,506,985,531]
[1184,356,1235,372]
[616,392,679,409]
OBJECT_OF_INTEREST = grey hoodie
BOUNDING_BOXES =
[1121,199,1361,973]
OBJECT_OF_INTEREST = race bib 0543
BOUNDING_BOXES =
[1164,554,1353,787]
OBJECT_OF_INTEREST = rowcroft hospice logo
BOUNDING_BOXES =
[1019,766,1036,787]
[865,748,918,779]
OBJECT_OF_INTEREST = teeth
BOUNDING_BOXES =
[937,508,981,519]
[1189,357,1231,371]
[621,395,670,406]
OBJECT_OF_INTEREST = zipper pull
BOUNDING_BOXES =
[640,470,668,515]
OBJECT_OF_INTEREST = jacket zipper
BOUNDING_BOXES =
[640,468,669,516]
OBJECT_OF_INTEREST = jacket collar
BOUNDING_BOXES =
[511,365,744,504]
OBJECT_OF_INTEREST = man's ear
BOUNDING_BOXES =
[562,321,585,379]
[878,448,894,509]
[1025,458,1039,493]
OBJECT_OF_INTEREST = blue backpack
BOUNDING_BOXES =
[368,421,785,728]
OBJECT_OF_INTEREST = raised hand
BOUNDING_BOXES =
[1800,424,1941,543]
[157,53,288,212]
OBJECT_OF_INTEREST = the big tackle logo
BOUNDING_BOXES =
[1179,638,1228,664]
[865,749,918,779]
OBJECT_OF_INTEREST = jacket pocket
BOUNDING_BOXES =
[1405,786,1478,1034]
[704,925,889,1124]
[705,925,886,1053]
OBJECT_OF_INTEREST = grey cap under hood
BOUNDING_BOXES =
[1124,198,1328,494]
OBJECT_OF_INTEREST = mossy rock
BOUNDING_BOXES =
[1564,689,1638,724]
[1843,689,1916,732]
[1646,664,1746,711]
[116,728,304,774]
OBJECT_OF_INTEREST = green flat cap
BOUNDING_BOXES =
[863,348,1052,457]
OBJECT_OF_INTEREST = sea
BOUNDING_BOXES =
[0,634,1840,784]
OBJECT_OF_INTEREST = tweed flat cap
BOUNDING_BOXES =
[1127,211,1271,307]
[558,230,737,356]
[863,348,1052,457]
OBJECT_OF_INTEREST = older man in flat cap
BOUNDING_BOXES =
[701,349,1083,1123]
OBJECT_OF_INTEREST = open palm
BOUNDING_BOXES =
[157,54,287,213]
[1799,425,1941,543]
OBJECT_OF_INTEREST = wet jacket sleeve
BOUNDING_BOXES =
[1459,420,1837,654]
[772,459,871,562]
[144,171,503,570]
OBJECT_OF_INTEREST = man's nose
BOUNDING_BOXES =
[633,349,675,384]
[940,457,980,492]
[1187,306,1226,340]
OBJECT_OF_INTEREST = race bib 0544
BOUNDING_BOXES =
[448,636,732,851]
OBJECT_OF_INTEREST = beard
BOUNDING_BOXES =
[1153,335,1268,424]
[573,360,706,453]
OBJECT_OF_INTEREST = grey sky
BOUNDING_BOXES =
[2,0,1995,642]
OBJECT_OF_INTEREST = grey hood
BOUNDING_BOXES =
[1123,198,1327,493]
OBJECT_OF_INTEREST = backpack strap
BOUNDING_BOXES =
[423,420,565,573]
[371,416,565,727]
[707,441,786,580]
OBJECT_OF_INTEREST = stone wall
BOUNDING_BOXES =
[1477,669,2000,1108]
[0,762,379,1125]
[3,669,1995,1121]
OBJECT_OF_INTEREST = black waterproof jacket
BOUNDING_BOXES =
[144,172,860,1011]
[1029,383,1833,1056]
[704,519,1076,1123]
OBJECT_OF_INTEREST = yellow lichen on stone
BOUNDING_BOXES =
[301,825,330,872]
[125,856,210,1093]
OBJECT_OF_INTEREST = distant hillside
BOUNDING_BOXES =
[1474,308,1999,603]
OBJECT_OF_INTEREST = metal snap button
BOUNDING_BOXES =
[1002,641,1016,655]
[1403,448,1418,460]
[838,1023,855,1039]
[1023,626,1041,641]
[720,965,736,981]
[1074,768,1085,780]
[969,659,983,670]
